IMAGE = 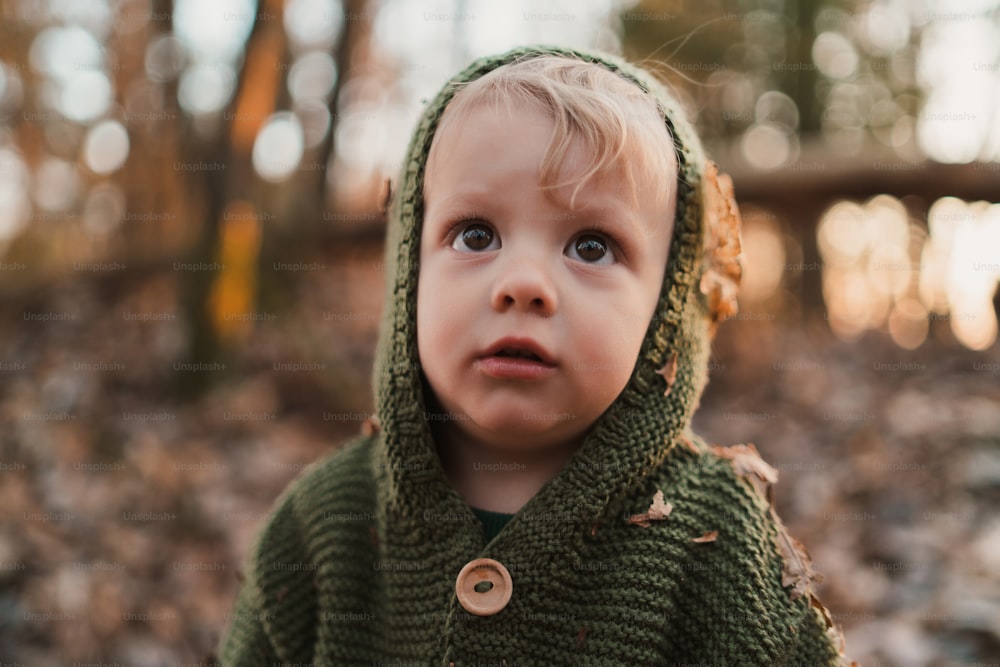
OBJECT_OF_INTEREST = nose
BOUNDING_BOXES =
[490,256,558,316]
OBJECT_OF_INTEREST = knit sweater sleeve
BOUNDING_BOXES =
[781,600,844,666]
[660,445,843,664]
[219,478,319,665]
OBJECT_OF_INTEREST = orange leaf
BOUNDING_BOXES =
[700,161,743,332]
[626,490,673,527]
[655,352,679,397]
[772,510,822,600]
[691,530,718,543]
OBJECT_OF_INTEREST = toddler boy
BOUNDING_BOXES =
[221,45,848,665]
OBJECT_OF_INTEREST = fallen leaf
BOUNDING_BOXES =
[699,161,743,334]
[576,626,587,649]
[711,443,778,503]
[655,352,679,397]
[772,509,822,600]
[692,530,718,543]
[626,490,673,527]
[810,593,835,629]
[363,415,380,436]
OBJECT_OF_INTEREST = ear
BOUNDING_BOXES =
[699,161,743,338]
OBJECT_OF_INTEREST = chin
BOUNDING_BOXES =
[473,412,584,450]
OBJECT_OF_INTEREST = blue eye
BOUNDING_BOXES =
[567,233,614,264]
[451,222,499,252]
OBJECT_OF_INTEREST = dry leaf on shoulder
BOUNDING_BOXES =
[773,509,822,600]
[626,489,673,527]
[700,160,743,333]
[711,443,778,503]
[811,593,858,666]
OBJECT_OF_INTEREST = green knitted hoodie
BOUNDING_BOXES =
[220,45,845,666]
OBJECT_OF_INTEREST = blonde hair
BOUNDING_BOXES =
[425,55,678,210]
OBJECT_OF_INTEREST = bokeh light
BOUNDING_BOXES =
[294,99,332,149]
[821,194,1000,350]
[813,31,859,80]
[252,112,304,182]
[915,5,1000,162]
[288,51,338,102]
[59,70,112,122]
[178,64,237,115]
[739,209,786,302]
[29,25,104,81]
[84,120,130,174]
[742,123,793,170]
[145,34,187,83]
[173,0,256,63]
[284,0,342,51]
[857,3,910,56]
[48,0,114,38]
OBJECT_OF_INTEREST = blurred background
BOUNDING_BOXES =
[1,0,998,664]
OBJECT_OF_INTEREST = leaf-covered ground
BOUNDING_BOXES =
[1,252,998,665]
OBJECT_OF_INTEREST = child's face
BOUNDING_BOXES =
[417,101,675,454]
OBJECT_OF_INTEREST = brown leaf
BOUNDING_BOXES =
[691,530,718,543]
[772,510,822,600]
[699,161,743,333]
[711,443,778,503]
[575,625,587,649]
[626,490,673,527]
[809,593,835,629]
[362,415,380,436]
[654,352,679,397]
[809,595,858,666]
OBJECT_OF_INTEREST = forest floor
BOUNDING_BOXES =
[1,250,998,666]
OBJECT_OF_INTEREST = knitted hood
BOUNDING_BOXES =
[373,44,721,530]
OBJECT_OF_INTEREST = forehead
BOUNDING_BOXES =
[426,98,677,213]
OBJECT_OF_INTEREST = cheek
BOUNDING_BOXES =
[416,263,458,358]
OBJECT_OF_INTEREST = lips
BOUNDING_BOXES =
[476,337,556,380]
[480,337,555,365]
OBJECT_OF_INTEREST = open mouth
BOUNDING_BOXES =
[494,348,544,362]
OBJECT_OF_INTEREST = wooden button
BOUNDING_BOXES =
[455,558,512,616]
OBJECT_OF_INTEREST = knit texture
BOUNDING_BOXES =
[220,45,843,665]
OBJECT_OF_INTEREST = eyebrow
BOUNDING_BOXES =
[565,204,652,239]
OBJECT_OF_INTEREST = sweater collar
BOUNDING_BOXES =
[371,45,718,536]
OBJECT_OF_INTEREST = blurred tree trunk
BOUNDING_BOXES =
[176,0,283,398]
[256,0,371,315]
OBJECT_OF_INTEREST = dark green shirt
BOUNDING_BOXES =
[471,506,515,542]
